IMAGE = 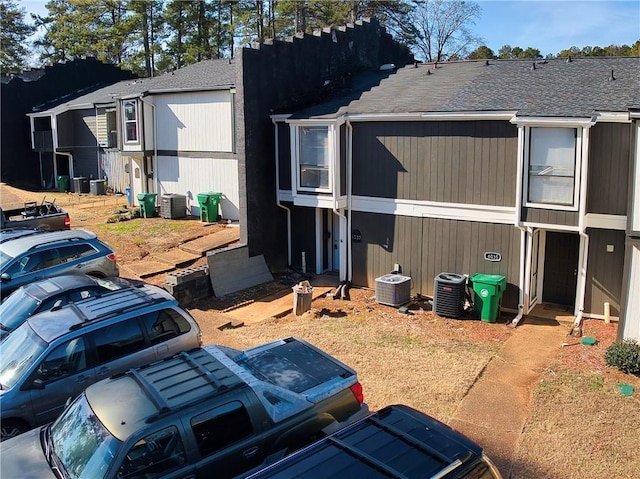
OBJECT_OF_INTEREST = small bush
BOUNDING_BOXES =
[605,339,640,375]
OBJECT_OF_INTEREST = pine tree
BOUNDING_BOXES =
[0,0,36,73]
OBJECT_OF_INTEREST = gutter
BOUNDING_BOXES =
[272,118,292,266]
[139,94,158,194]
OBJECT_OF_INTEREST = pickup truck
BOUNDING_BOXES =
[0,337,368,479]
[0,199,69,230]
[243,404,502,479]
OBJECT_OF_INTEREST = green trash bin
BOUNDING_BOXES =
[197,192,222,223]
[57,175,69,193]
[470,273,507,323]
[137,193,157,218]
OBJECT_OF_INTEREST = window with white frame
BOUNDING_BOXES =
[527,127,578,207]
[298,126,330,191]
[123,100,139,143]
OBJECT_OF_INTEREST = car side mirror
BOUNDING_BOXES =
[0,273,11,282]
[31,379,46,390]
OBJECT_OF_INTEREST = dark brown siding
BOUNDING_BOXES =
[351,120,518,206]
[350,212,520,309]
[585,228,625,316]
[521,208,579,227]
[340,124,346,197]
[277,122,291,190]
[587,123,630,215]
[290,205,316,271]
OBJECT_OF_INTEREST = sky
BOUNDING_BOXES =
[19,0,640,59]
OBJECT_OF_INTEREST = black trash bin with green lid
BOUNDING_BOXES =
[197,192,222,223]
[57,175,69,192]
[470,273,506,323]
[137,193,157,218]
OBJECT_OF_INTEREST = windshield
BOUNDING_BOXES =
[51,395,121,479]
[0,288,39,332]
[0,323,46,388]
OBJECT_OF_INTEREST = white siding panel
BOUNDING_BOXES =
[156,155,239,220]
[155,91,233,152]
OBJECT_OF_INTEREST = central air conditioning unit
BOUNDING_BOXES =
[375,274,411,307]
[160,193,187,219]
[433,273,467,318]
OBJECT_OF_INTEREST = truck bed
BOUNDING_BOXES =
[208,337,359,423]
[0,200,69,230]
[244,404,501,479]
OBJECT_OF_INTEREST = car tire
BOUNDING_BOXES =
[1,419,29,442]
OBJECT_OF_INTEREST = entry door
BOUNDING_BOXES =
[543,232,579,307]
[332,214,340,271]
[529,229,540,307]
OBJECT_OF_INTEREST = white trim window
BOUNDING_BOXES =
[123,100,139,144]
[298,126,331,192]
[526,127,579,208]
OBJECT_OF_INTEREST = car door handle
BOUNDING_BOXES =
[75,375,89,383]
[243,447,259,459]
[97,367,110,376]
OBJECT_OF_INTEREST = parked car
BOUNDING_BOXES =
[243,404,502,479]
[0,228,118,298]
[0,337,368,478]
[0,283,202,441]
[0,274,139,341]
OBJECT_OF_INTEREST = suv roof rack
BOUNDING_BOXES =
[119,348,243,423]
[67,285,171,331]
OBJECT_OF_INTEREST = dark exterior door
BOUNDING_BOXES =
[543,232,579,307]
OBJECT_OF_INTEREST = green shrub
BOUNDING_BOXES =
[605,339,640,375]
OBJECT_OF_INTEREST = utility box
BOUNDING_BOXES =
[375,274,411,307]
[160,194,187,219]
[73,177,89,194]
[90,179,106,195]
[433,273,467,319]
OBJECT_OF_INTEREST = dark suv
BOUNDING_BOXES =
[0,228,118,298]
[0,283,202,440]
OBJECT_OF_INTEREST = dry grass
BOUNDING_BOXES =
[3,184,640,478]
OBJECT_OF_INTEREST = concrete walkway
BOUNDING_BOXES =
[449,317,570,477]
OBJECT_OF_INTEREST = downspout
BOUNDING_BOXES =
[511,123,526,326]
[332,122,347,282]
[272,118,292,266]
[573,125,593,334]
[139,95,157,194]
[95,106,100,179]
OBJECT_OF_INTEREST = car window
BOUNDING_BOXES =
[37,337,88,382]
[4,252,41,276]
[118,426,186,479]
[92,320,146,365]
[141,309,192,345]
[191,402,253,456]
[75,243,98,258]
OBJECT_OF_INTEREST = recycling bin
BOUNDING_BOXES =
[137,193,157,218]
[470,273,507,322]
[125,186,131,206]
[197,192,222,223]
[57,175,69,192]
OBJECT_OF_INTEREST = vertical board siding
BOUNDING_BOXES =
[585,228,625,316]
[521,207,579,227]
[351,212,520,309]
[156,155,239,220]
[154,91,233,152]
[352,121,518,206]
[587,123,630,215]
[101,150,128,194]
[277,122,291,190]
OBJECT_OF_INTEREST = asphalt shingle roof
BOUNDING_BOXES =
[298,57,640,119]
[33,58,236,112]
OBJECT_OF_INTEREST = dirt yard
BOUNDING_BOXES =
[3,184,640,478]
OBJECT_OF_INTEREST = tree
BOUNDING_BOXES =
[0,0,36,73]
[407,0,482,62]
[467,45,495,60]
